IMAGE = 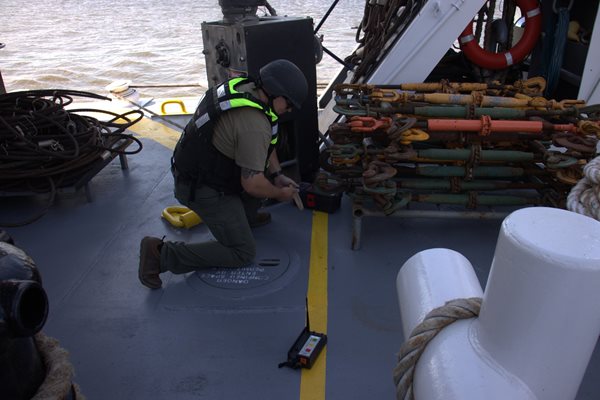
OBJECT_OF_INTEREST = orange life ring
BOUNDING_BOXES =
[459,0,542,70]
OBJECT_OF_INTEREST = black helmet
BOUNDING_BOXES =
[259,59,308,109]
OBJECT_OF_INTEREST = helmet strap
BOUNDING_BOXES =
[254,83,277,115]
[267,96,281,117]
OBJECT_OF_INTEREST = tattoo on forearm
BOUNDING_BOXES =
[241,168,262,179]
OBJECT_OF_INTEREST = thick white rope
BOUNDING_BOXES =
[567,156,600,220]
[393,297,482,400]
[32,332,85,400]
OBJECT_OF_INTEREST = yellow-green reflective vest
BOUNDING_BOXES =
[172,77,279,195]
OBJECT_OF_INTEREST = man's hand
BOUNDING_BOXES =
[241,167,298,202]
[273,174,299,189]
[275,185,299,202]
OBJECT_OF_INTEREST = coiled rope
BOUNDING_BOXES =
[0,89,143,226]
[347,0,427,82]
[567,156,600,220]
[393,297,482,400]
[33,332,85,400]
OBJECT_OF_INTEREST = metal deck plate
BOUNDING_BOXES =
[188,241,300,298]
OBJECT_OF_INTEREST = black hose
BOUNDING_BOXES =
[0,177,56,228]
[0,90,143,226]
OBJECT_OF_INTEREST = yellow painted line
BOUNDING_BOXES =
[300,211,329,400]
[128,115,330,398]
[126,116,181,150]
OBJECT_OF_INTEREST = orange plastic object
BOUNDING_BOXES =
[348,116,392,132]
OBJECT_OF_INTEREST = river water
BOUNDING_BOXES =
[0,0,364,98]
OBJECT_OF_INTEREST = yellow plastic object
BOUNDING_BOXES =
[399,128,429,145]
[568,21,580,42]
[160,99,188,115]
[161,206,202,229]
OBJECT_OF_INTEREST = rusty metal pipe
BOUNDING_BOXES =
[422,131,550,142]
[415,193,538,206]
[426,118,544,133]
[396,178,544,191]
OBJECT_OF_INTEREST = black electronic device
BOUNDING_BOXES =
[278,298,327,369]
[299,182,342,214]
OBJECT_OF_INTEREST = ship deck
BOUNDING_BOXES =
[1,107,599,400]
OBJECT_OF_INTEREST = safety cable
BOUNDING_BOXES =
[0,89,143,227]
[314,0,340,34]
[545,1,572,97]
[0,177,56,228]
[263,1,277,16]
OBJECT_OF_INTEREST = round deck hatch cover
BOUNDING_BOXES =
[195,242,290,290]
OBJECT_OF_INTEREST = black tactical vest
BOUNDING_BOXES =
[172,77,279,194]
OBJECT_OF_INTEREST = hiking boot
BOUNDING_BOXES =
[139,236,163,289]
[248,212,271,228]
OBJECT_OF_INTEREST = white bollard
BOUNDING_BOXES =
[474,207,600,400]
[396,207,600,400]
[396,248,483,338]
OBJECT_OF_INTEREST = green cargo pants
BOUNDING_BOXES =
[160,180,260,274]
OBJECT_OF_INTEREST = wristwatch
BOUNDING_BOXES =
[269,170,283,180]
